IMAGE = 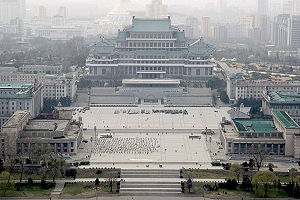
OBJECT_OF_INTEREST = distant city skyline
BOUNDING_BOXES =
[24,0,259,18]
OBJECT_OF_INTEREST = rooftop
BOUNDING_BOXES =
[23,120,69,132]
[124,18,178,32]
[0,82,34,98]
[2,110,30,128]
[122,79,180,85]
[233,119,277,133]
[267,91,300,103]
[272,111,300,129]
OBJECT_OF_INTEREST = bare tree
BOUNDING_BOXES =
[4,157,17,179]
[40,153,65,182]
[105,170,118,193]
[251,146,269,171]
[231,163,243,183]
[15,156,26,183]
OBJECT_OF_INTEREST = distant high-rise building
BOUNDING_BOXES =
[52,15,65,26]
[186,17,199,39]
[217,0,227,13]
[201,16,212,38]
[214,25,227,42]
[39,5,47,23]
[239,16,256,38]
[283,0,294,14]
[259,15,271,43]
[146,0,168,19]
[294,0,300,15]
[258,0,268,15]
[273,14,291,48]
[290,15,300,48]
[58,6,68,18]
[0,0,26,24]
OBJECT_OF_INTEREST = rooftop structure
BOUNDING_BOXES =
[263,91,300,125]
[0,110,83,159]
[122,79,180,87]
[0,71,78,100]
[87,17,216,81]
[233,119,277,133]
[0,82,43,131]
[266,91,300,102]
[272,111,300,129]
[90,79,212,106]
[220,111,300,158]
[226,72,300,102]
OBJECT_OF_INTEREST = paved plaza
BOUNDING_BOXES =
[75,106,231,130]
[90,133,212,164]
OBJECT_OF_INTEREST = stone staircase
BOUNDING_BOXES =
[120,169,181,196]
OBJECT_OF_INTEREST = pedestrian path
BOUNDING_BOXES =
[120,169,182,196]
[50,181,65,198]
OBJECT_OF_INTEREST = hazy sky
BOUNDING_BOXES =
[26,0,257,18]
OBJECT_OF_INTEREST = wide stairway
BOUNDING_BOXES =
[120,169,181,196]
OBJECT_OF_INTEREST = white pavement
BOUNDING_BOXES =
[75,106,231,130]
[90,133,212,165]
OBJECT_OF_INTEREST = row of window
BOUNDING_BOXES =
[92,60,209,65]
[97,66,213,76]
[95,55,207,60]
[129,33,174,39]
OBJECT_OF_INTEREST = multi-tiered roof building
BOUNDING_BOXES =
[87,17,216,80]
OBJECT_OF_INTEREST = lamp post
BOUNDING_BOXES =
[94,126,97,138]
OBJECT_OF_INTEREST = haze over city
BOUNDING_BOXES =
[0,0,300,199]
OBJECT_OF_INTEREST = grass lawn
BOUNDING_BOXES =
[11,168,121,180]
[61,182,118,196]
[183,182,290,198]
[0,183,55,197]
[181,169,234,179]
[76,168,121,178]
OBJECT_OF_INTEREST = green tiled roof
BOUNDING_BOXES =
[272,111,300,129]
[233,119,277,133]
[268,91,300,103]
[90,45,114,55]
[124,18,178,32]
[0,82,34,98]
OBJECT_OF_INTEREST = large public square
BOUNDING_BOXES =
[74,106,231,131]
[71,106,231,169]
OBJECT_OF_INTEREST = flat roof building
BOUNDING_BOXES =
[0,110,82,159]
[0,82,43,131]
[262,91,300,125]
[226,73,300,102]
[220,111,300,158]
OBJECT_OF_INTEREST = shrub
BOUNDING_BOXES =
[80,161,90,166]
[27,177,34,186]
[211,162,221,166]
[95,178,100,185]
[96,170,102,174]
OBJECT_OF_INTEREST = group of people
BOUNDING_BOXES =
[93,137,160,155]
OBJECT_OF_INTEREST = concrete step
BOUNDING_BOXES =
[121,188,181,192]
[120,191,181,197]
[121,181,180,185]
[121,169,179,172]
[121,174,179,178]
[121,171,179,175]
[121,184,181,189]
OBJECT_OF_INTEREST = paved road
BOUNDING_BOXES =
[2,197,213,200]
[217,61,243,75]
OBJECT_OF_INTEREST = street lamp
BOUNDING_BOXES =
[96,187,100,200]
[94,126,97,138]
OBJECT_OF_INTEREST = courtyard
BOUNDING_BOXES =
[89,132,212,165]
[74,106,231,131]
